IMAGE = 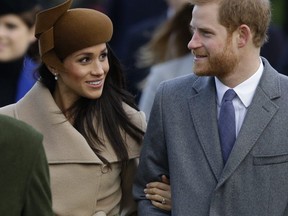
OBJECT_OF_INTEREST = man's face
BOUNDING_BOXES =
[187,3,239,79]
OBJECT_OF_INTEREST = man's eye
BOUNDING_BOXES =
[202,31,212,37]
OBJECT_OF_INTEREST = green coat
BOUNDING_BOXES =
[0,114,53,216]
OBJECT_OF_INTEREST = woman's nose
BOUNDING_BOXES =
[90,61,105,76]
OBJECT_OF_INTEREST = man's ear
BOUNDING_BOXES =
[236,24,251,48]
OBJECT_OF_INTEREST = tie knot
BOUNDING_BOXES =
[222,89,236,102]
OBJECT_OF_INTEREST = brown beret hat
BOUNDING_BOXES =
[35,0,113,71]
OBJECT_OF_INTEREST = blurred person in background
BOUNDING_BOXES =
[0,114,53,216]
[138,3,194,120]
[274,0,288,76]
[103,0,168,103]
[51,0,107,11]
[73,0,107,12]
[123,0,192,103]
[260,0,287,73]
[0,0,42,107]
[103,0,168,60]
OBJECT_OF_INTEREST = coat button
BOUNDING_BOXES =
[101,164,109,174]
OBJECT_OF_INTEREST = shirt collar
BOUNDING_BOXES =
[215,58,264,107]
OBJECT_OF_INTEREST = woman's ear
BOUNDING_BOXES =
[236,24,251,48]
[47,65,56,73]
[47,66,59,80]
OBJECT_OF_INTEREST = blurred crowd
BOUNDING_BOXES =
[1,0,288,109]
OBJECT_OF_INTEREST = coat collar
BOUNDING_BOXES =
[188,57,280,183]
[14,82,143,164]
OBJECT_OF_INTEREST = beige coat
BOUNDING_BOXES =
[0,82,146,216]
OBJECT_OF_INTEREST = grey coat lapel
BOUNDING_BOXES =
[188,77,224,181]
[217,58,280,187]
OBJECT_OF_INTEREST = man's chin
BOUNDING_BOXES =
[193,69,211,77]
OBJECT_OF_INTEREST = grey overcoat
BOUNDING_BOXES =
[133,57,288,215]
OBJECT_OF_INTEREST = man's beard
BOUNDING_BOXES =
[193,38,239,78]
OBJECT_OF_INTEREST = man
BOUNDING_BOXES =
[0,114,53,215]
[133,0,288,215]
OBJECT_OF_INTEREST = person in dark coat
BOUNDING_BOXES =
[0,114,53,216]
[0,0,42,107]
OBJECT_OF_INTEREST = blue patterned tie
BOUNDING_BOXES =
[218,89,237,164]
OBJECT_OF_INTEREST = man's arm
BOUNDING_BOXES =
[133,83,170,215]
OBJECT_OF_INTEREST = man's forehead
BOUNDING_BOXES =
[192,3,220,25]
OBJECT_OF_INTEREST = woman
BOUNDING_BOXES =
[0,0,42,106]
[0,0,170,215]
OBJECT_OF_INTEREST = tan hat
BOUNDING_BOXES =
[35,0,113,71]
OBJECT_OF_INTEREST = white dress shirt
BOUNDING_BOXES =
[215,58,264,136]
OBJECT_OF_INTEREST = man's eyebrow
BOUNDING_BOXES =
[192,26,214,33]
[189,25,195,33]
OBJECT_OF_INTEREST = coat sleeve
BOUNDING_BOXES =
[22,135,54,216]
[133,82,170,215]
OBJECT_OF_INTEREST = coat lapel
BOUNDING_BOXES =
[188,76,224,181]
[217,58,281,187]
[15,83,104,164]
[15,83,143,164]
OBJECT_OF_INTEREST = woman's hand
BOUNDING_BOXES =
[144,175,171,211]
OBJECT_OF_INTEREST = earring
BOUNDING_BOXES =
[54,73,58,81]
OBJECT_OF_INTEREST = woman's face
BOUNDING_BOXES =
[0,14,35,62]
[54,43,109,109]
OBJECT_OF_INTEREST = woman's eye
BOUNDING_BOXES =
[99,52,108,61]
[79,57,90,63]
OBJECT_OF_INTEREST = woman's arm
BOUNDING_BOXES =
[145,175,171,212]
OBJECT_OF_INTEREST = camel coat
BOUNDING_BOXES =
[0,82,146,216]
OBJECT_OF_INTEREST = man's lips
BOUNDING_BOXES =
[193,54,208,60]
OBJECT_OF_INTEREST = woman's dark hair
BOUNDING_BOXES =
[37,44,145,165]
